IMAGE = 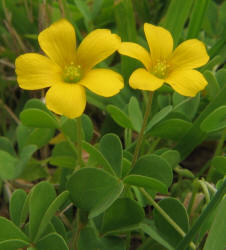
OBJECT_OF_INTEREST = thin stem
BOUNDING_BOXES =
[187,181,199,217]
[140,188,196,250]
[207,127,226,180]
[131,92,154,169]
[0,99,20,124]
[175,179,226,250]
[76,116,84,169]
[198,180,210,204]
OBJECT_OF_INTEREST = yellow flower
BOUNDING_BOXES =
[118,23,209,97]
[15,19,124,118]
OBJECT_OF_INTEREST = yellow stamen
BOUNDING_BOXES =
[63,63,82,83]
[152,59,169,78]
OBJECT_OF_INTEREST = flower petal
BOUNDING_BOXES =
[38,19,76,68]
[15,53,62,90]
[168,39,209,70]
[80,69,124,97]
[144,23,173,62]
[45,83,86,118]
[118,42,151,70]
[77,29,121,72]
[129,68,164,91]
[165,69,208,97]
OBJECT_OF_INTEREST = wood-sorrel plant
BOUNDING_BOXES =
[0,1,226,250]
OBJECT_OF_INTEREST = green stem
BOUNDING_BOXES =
[140,188,196,250]
[64,134,78,156]
[198,180,210,204]
[207,127,226,180]
[131,92,154,169]
[187,181,199,217]
[124,128,132,148]
[76,116,84,169]
[175,178,226,250]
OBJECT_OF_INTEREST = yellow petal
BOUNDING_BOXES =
[144,23,173,62]
[80,69,124,97]
[129,68,164,91]
[45,83,86,118]
[168,39,209,70]
[15,53,62,90]
[165,69,208,97]
[77,29,121,72]
[38,19,76,68]
[118,42,151,70]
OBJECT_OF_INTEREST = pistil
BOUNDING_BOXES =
[63,63,82,83]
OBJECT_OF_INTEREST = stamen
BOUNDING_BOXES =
[63,63,82,83]
[151,59,169,78]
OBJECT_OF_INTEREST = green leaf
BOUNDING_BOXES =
[128,96,143,132]
[187,0,211,39]
[153,198,189,248]
[78,226,126,250]
[20,108,58,129]
[51,216,67,241]
[20,161,48,182]
[211,156,226,175]
[36,232,68,250]
[82,141,115,175]
[176,180,226,250]
[172,93,200,121]
[34,191,69,242]
[130,155,173,188]
[9,189,27,227]
[107,105,133,129]
[101,198,144,234]
[0,150,18,180]
[17,145,37,177]
[124,175,168,194]
[161,0,194,45]
[175,72,226,160]
[161,150,181,169]
[122,157,131,178]
[67,168,124,218]
[24,98,51,114]
[204,197,226,250]
[99,133,123,177]
[81,114,93,142]
[78,227,100,250]
[0,239,30,250]
[60,117,77,142]
[0,136,16,156]
[204,71,221,100]
[150,119,192,140]
[20,191,32,226]
[50,141,77,169]
[29,182,56,241]
[74,0,92,31]
[17,124,55,150]
[145,105,172,133]
[140,222,174,250]
[200,106,226,133]
[0,217,29,242]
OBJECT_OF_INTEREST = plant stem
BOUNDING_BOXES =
[198,180,210,203]
[140,188,196,250]
[131,92,153,169]
[187,181,199,217]
[207,127,226,180]
[0,99,20,124]
[76,116,84,169]
[175,178,226,250]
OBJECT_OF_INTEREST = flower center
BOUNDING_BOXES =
[152,59,169,78]
[63,63,82,83]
